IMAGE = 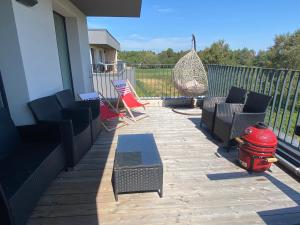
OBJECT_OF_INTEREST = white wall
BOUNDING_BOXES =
[12,0,63,100]
[0,0,93,124]
[0,0,33,124]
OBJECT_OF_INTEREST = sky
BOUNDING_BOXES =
[87,0,300,53]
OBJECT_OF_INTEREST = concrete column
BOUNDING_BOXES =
[0,0,33,124]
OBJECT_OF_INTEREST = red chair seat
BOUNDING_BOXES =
[100,104,125,121]
[122,93,148,108]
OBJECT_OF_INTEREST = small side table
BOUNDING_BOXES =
[112,134,163,201]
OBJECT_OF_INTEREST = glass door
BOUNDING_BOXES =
[53,12,74,92]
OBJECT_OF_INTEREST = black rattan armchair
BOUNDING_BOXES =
[28,95,92,168]
[0,108,65,225]
[200,86,247,132]
[56,89,101,143]
[213,91,272,146]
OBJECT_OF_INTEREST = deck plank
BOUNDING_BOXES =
[28,107,300,225]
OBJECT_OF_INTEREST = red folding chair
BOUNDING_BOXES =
[111,79,149,121]
[79,92,128,132]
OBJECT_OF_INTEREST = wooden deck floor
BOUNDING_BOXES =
[28,107,300,225]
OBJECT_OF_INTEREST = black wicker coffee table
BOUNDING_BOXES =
[112,133,163,201]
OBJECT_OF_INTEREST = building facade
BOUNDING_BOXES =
[89,29,121,73]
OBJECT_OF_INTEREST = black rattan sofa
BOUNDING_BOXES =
[0,108,65,225]
[201,86,247,132]
[28,95,92,168]
[55,89,101,143]
[213,91,272,147]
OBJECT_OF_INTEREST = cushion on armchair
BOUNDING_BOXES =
[243,91,272,113]
[225,86,247,103]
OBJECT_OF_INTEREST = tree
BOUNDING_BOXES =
[118,29,300,69]
[253,50,272,68]
[158,48,179,64]
[119,51,160,64]
[198,40,234,65]
[267,30,300,69]
[232,48,256,66]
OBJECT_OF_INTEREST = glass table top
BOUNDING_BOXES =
[114,134,162,168]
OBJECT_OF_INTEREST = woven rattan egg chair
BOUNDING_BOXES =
[172,35,208,115]
[173,34,208,97]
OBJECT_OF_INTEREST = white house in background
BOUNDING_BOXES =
[89,29,121,73]
[0,0,141,125]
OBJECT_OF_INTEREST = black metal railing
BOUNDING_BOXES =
[92,64,179,99]
[133,64,179,98]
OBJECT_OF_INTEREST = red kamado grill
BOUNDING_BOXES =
[235,122,278,172]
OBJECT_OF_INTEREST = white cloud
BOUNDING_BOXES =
[120,35,192,52]
[157,8,174,14]
[128,33,145,39]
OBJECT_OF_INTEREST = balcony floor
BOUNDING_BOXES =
[28,107,300,225]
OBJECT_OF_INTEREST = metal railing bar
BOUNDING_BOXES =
[285,71,300,141]
[279,71,295,138]
[269,70,283,127]
[273,70,289,134]
[244,67,250,90]
[291,109,300,147]
[225,66,232,95]
[253,67,261,92]
[258,69,266,93]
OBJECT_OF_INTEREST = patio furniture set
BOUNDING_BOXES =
[0,80,149,225]
[201,86,272,149]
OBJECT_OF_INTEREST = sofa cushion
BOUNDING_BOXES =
[28,96,63,122]
[0,142,59,199]
[56,90,75,109]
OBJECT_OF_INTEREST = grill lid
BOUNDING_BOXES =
[242,122,278,147]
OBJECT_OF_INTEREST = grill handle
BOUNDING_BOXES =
[235,137,244,144]
[265,158,278,163]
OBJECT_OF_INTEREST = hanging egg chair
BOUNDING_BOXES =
[173,34,208,97]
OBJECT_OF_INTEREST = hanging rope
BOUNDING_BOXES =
[192,34,196,51]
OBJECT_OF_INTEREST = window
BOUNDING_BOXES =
[91,48,95,64]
